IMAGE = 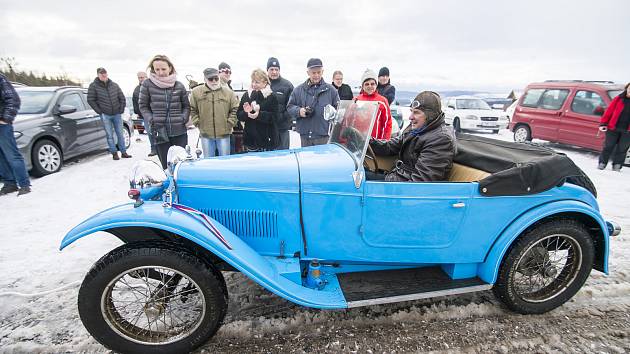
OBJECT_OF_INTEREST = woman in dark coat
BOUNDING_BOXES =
[598,82,630,171]
[139,54,190,169]
[237,69,279,151]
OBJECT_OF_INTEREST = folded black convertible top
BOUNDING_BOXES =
[454,134,597,197]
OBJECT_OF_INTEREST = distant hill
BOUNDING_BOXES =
[396,90,485,101]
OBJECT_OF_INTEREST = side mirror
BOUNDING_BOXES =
[323,104,337,121]
[447,105,455,109]
[57,105,77,115]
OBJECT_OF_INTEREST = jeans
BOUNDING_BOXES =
[201,136,230,157]
[599,130,630,167]
[101,114,127,153]
[0,124,30,187]
[143,118,156,152]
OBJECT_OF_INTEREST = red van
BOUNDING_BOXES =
[510,81,627,159]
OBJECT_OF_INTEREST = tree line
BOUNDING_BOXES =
[1,57,81,86]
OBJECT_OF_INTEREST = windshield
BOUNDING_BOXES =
[17,91,55,114]
[329,100,379,164]
[456,99,491,110]
[608,90,623,100]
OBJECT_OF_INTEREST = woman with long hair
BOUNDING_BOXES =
[236,69,279,151]
[138,55,190,169]
[598,82,630,171]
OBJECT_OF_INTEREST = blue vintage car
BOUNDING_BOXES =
[61,101,620,354]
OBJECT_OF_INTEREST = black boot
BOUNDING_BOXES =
[0,183,18,195]
[112,152,120,160]
[17,186,31,196]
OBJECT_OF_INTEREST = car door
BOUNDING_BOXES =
[362,181,472,253]
[55,92,95,157]
[560,89,606,150]
[81,91,108,149]
[530,88,570,142]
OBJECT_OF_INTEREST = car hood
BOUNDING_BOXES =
[175,149,299,192]
[13,113,48,126]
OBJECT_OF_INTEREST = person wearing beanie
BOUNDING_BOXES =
[287,58,340,147]
[218,62,232,90]
[331,71,354,100]
[356,69,392,140]
[377,66,396,105]
[267,57,294,150]
[369,91,456,182]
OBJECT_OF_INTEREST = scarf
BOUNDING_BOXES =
[149,72,177,89]
[409,126,427,137]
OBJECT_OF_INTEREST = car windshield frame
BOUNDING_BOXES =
[456,98,491,110]
[328,100,379,169]
[16,90,55,114]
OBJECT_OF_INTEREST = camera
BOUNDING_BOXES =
[304,106,313,117]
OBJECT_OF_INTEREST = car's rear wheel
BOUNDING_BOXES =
[513,124,532,142]
[493,219,594,314]
[453,118,462,133]
[492,129,499,134]
[31,139,62,177]
[78,243,228,354]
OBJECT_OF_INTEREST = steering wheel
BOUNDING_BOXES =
[364,144,379,172]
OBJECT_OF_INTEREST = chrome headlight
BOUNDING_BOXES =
[129,160,168,201]
[465,115,479,120]
[166,145,189,175]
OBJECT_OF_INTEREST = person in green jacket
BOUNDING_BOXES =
[190,68,239,157]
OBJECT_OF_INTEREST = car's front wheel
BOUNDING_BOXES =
[513,124,532,142]
[31,139,62,177]
[123,126,131,149]
[453,118,462,133]
[493,219,594,314]
[78,243,228,354]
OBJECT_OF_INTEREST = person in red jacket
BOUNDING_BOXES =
[356,69,392,140]
[598,82,630,171]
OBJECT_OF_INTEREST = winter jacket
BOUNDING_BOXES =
[377,82,396,105]
[356,90,392,140]
[333,83,354,100]
[601,94,630,132]
[87,78,126,116]
[189,84,239,138]
[0,74,21,124]
[370,113,456,182]
[139,79,190,137]
[270,76,294,131]
[237,87,279,150]
[287,79,340,137]
[132,84,142,119]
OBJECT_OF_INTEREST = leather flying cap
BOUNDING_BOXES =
[411,91,442,121]
[306,58,323,69]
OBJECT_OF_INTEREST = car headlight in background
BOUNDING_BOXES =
[13,131,23,139]
[465,115,479,120]
[129,160,168,203]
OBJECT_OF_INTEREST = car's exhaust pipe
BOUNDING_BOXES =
[607,221,621,237]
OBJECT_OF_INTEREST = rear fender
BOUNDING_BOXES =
[61,201,346,309]
[477,200,609,284]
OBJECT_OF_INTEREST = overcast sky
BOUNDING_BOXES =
[1,0,628,95]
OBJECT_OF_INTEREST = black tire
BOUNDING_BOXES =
[492,129,500,134]
[513,124,532,143]
[31,139,62,177]
[123,126,131,149]
[78,243,228,354]
[453,118,462,133]
[493,219,594,314]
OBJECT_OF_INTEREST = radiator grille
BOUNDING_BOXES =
[200,208,278,238]
[480,117,498,121]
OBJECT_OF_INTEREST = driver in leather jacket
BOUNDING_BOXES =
[369,91,456,182]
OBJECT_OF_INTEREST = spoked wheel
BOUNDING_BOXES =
[493,220,594,314]
[78,244,227,354]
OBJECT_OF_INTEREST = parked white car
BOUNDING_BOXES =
[443,96,509,134]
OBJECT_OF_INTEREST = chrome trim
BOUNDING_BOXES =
[346,284,492,308]
[607,221,621,237]
[352,170,364,189]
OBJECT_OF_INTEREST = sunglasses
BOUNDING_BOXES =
[219,69,231,74]
[207,77,220,82]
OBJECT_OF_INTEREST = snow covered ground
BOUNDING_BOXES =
[0,129,628,353]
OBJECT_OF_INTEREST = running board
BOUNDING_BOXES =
[338,266,492,308]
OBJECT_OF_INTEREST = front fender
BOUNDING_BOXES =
[477,200,609,284]
[61,201,347,309]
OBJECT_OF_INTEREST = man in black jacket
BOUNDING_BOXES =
[267,57,294,150]
[377,67,396,105]
[133,71,156,156]
[370,91,456,182]
[87,67,131,160]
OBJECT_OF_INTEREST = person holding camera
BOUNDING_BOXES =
[598,82,630,171]
[236,69,280,152]
[287,58,340,147]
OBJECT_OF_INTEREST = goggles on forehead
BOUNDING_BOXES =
[410,91,441,109]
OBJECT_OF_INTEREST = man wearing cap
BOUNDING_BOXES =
[218,62,233,90]
[87,67,131,160]
[267,57,294,150]
[377,67,396,105]
[369,91,456,182]
[190,67,239,157]
[287,58,340,147]
[356,69,392,140]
